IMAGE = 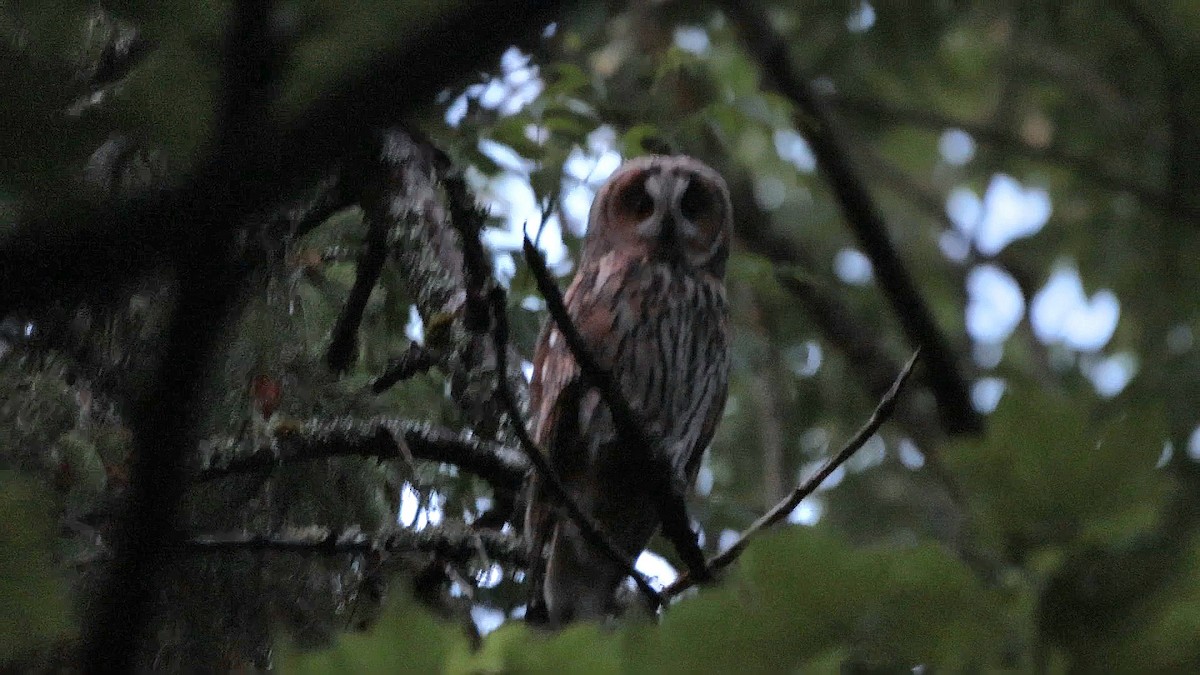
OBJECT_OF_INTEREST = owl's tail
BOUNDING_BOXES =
[539,491,660,626]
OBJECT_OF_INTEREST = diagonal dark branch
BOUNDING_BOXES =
[1113,0,1191,221]
[663,350,920,599]
[522,236,710,583]
[487,284,664,609]
[195,419,528,490]
[721,1,981,436]
[181,525,526,566]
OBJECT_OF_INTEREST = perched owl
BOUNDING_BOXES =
[525,155,732,625]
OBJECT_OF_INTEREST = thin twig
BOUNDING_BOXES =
[487,285,664,609]
[721,1,981,436]
[663,350,920,599]
[521,235,710,582]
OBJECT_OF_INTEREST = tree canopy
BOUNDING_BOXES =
[2,0,1199,671]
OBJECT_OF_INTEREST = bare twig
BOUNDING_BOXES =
[663,350,920,599]
[721,1,981,436]
[487,284,664,609]
[195,419,528,490]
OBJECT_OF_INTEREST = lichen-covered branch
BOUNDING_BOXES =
[361,128,528,442]
[196,418,528,490]
[182,524,526,566]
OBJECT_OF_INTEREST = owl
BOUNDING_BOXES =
[525,155,732,625]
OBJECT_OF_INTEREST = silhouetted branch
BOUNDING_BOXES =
[196,419,528,490]
[722,1,982,436]
[487,283,664,610]
[522,236,710,584]
[663,350,920,599]
[182,525,526,566]
[372,343,436,393]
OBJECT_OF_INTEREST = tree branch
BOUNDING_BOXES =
[81,2,282,669]
[181,525,526,566]
[0,0,573,317]
[828,93,1199,221]
[522,236,711,584]
[663,350,920,599]
[486,282,664,609]
[721,1,982,436]
[195,419,529,490]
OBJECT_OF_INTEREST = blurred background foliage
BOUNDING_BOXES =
[2,0,1199,671]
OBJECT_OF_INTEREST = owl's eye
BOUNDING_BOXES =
[622,181,655,220]
[680,182,712,221]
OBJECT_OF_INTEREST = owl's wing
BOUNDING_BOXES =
[523,308,587,622]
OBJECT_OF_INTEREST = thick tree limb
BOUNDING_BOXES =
[182,525,526,566]
[522,236,710,584]
[196,419,528,490]
[362,127,528,442]
[663,350,920,599]
[67,3,575,669]
[722,2,981,436]
[80,3,282,670]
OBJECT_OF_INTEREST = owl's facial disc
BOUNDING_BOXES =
[634,171,718,268]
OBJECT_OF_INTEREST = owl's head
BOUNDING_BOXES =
[585,155,732,277]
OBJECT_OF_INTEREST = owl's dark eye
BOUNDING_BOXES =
[622,181,655,219]
[680,181,712,221]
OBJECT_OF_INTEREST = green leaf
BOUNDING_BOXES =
[945,385,1168,549]
[280,592,467,674]
[0,471,73,663]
